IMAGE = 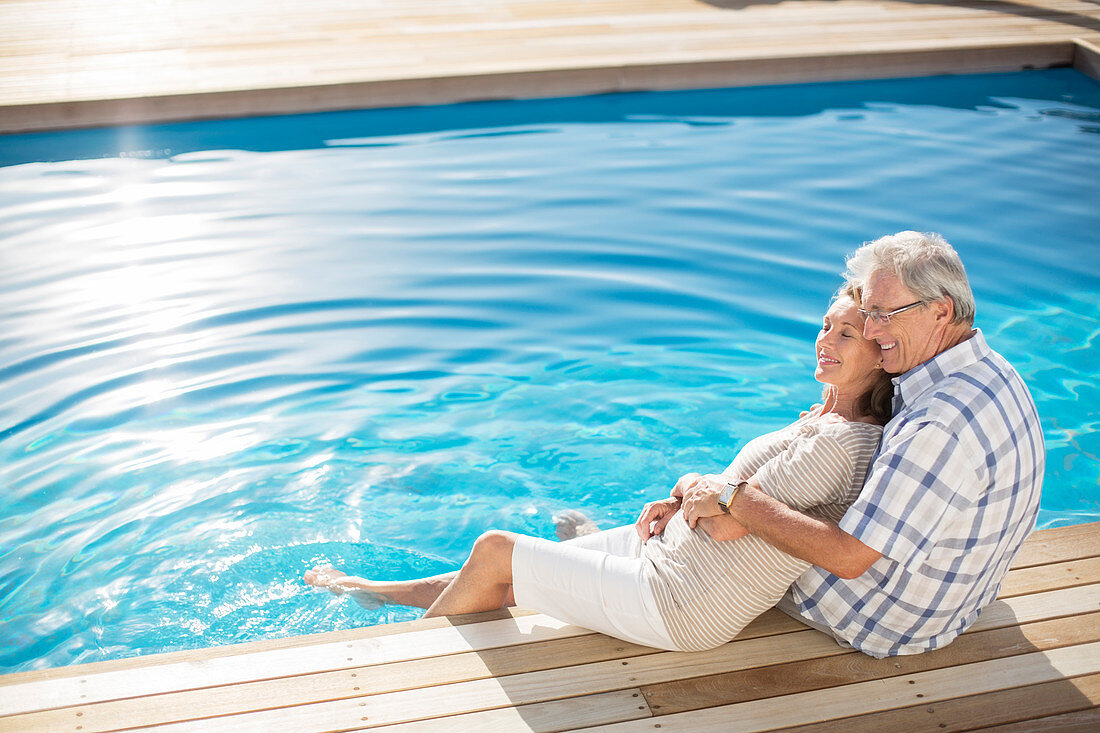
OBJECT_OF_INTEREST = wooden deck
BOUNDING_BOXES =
[2,2,1099,730]
[1,0,1100,133]
[1,522,1098,731]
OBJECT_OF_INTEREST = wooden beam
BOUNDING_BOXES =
[768,672,1100,733]
[0,41,1077,134]
[1074,38,1100,81]
[578,641,1100,731]
[639,612,1100,715]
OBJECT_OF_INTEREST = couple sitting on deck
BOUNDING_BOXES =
[306,231,1045,658]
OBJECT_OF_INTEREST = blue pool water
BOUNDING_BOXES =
[1,69,1098,673]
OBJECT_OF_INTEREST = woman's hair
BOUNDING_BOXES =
[834,283,895,425]
[844,231,975,327]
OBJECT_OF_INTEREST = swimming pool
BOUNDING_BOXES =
[1,69,1098,673]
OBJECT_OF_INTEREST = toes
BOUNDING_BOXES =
[305,565,342,587]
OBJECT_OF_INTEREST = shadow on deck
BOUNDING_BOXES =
[1,522,1098,731]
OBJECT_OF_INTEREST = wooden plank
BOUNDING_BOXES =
[361,689,652,733]
[0,635,661,732]
[998,556,1100,598]
[0,607,799,719]
[385,616,1100,733]
[976,706,1100,732]
[1075,38,1100,82]
[970,584,1100,634]
[578,641,1100,731]
[1011,524,1100,569]
[45,584,1097,733]
[0,39,1078,134]
[117,629,854,732]
[3,0,1100,133]
[0,567,1094,728]
[640,611,1100,715]
[773,672,1100,732]
[0,606,532,686]
[0,613,587,717]
[0,607,803,721]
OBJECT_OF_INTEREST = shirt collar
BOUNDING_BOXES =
[891,328,988,412]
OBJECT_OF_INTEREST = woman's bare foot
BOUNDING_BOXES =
[555,509,600,540]
[304,565,350,593]
[305,565,465,610]
[304,565,390,609]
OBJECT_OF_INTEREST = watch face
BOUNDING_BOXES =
[718,483,736,509]
[719,481,744,512]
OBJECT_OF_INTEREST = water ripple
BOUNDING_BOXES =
[2,69,1099,672]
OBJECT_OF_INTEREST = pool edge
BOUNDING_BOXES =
[0,40,1086,135]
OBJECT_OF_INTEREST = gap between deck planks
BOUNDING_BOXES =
[0,522,1097,732]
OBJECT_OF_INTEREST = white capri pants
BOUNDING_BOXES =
[511,525,677,650]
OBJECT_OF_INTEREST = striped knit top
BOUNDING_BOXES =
[641,411,882,652]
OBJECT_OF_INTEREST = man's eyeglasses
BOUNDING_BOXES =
[858,300,926,324]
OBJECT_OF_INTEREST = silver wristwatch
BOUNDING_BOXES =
[718,481,747,514]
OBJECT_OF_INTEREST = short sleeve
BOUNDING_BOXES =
[751,432,856,510]
[839,419,977,572]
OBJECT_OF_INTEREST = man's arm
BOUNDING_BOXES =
[686,475,880,579]
[730,482,880,578]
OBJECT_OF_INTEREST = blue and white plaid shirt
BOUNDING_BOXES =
[788,329,1044,657]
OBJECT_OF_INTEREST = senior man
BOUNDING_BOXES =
[682,231,1044,657]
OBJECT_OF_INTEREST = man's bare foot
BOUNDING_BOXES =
[304,565,390,610]
[555,510,600,540]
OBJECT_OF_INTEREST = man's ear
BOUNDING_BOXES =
[932,295,955,324]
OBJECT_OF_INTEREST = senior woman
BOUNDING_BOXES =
[306,287,892,651]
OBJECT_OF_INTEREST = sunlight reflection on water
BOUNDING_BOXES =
[1,69,1098,672]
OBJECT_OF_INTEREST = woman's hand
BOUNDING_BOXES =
[670,472,702,500]
[634,471,705,542]
[681,473,730,528]
[635,496,682,543]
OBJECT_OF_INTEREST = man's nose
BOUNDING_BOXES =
[863,318,880,340]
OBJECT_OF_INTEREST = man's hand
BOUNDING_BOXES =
[635,497,682,543]
[697,514,749,542]
[681,473,729,528]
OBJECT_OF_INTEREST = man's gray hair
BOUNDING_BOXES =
[845,231,975,326]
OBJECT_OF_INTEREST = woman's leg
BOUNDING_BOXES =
[306,531,520,612]
[304,522,632,615]
[509,528,677,649]
[304,567,458,609]
[423,530,517,617]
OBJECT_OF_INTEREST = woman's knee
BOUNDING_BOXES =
[472,529,516,556]
[468,530,517,575]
